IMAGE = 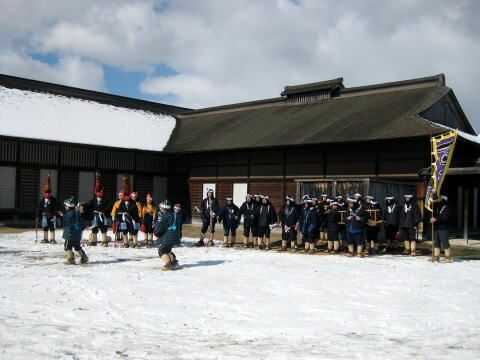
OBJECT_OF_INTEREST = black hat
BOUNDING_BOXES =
[159,200,171,209]
[64,196,77,208]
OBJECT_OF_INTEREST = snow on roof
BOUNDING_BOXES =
[425,120,480,145]
[457,129,480,145]
[0,86,176,151]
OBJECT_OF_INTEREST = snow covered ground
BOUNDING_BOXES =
[1,232,480,360]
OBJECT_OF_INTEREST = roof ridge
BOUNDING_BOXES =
[182,74,446,117]
[341,74,445,96]
[0,73,190,115]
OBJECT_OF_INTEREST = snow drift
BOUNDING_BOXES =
[0,86,176,151]
[1,232,480,359]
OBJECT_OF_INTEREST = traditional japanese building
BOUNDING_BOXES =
[0,73,479,234]
[168,74,480,234]
[0,74,190,222]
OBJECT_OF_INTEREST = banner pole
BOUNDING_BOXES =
[430,136,435,262]
[431,200,435,261]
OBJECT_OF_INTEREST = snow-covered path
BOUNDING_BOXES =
[1,232,479,360]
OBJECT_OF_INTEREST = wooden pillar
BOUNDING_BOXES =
[457,185,463,230]
[464,188,469,245]
[296,181,301,203]
[474,187,478,229]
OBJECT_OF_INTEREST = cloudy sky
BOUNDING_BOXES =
[0,0,479,129]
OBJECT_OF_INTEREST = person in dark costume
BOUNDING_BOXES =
[319,194,329,241]
[111,191,124,243]
[431,195,451,262]
[325,201,342,253]
[141,193,157,247]
[365,198,382,255]
[116,192,141,248]
[85,173,109,247]
[300,196,318,254]
[399,194,422,256]
[311,197,323,248]
[252,194,263,247]
[37,174,58,244]
[239,194,257,248]
[346,196,369,257]
[336,195,347,249]
[279,196,300,251]
[154,200,181,271]
[218,197,240,247]
[173,203,185,239]
[383,196,400,252]
[256,196,277,250]
[62,196,88,265]
[197,189,219,247]
[129,191,143,247]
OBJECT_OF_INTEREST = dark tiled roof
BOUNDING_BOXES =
[166,85,449,152]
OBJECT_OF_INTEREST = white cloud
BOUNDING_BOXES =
[0,0,479,129]
[0,51,105,90]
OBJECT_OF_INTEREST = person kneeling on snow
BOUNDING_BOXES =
[62,196,88,265]
[154,200,181,270]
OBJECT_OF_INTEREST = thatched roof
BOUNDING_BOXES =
[166,75,456,152]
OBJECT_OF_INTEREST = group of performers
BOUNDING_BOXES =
[195,191,278,249]
[36,172,452,265]
[196,189,452,261]
[37,174,185,269]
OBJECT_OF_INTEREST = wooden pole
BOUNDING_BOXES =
[431,200,435,261]
[473,187,478,229]
[458,185,463,231]
[464,188,469,245]
[430,137,435,261]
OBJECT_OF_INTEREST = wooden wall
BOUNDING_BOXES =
[190,179,291,218]
[186,137,442,219]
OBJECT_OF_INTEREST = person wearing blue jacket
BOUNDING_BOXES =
[154,200,181,270]
[218,197,240,247]
[300,196,318,254]
[346,196,369,257]
[173,203,185,239]
[62,196,88,265]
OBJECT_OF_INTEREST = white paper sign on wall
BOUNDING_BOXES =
[202,183,216,199]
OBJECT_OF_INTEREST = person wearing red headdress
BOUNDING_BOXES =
[37,174,58,244]
[85,173,110,246]
[141,193,157,247]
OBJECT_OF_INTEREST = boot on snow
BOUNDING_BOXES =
[64,250,75,265]
[78,249,89,264]
[88,232,98,246]
[49,231,57,244]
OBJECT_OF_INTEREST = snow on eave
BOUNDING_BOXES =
[424,120,480,145]
[0,86,176,152]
